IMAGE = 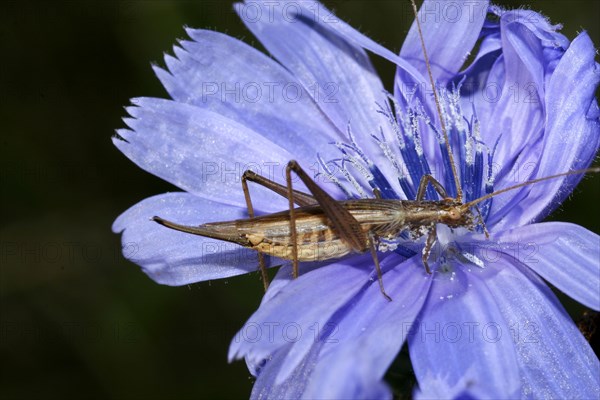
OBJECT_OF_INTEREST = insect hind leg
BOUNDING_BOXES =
[369,233,392,301]
[416,174,450,201]
[241,172,270,291]
[242,170,316,207]
[241,169,320,290]
[285,160,368,279]
[284,161,392,301]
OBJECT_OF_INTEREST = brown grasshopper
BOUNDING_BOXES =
[153,161,473,302]
[152,0,599,301]
[152,161,598,301]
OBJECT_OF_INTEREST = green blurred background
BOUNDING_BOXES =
[1,1,598,399]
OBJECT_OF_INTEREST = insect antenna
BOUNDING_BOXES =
[410,0,463,201]
[461,167,600,211]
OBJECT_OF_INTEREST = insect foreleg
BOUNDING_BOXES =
[242,170,317,207]
[369,233,392,301]
[473,205,490,239]
[285,164,300,279]
[416,174,449,201]
[422,225,437,274]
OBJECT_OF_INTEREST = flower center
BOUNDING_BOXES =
[321,81,496,208]
[317,81,497,261]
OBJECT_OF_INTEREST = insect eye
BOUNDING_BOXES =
[448,209,462,220]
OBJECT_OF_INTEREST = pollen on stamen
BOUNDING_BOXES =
[324,86,495,208]
[315,153,354,199]
[405,107,426,158]
[372,126,404,180]
[336,159,368,198]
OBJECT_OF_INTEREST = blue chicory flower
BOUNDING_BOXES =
[113,0,600,398]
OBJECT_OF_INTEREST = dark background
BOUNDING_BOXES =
[1,1,598,399]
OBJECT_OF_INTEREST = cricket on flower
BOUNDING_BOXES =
[114,0,600,398]
[150,0,598,302]
[152,160,598,301]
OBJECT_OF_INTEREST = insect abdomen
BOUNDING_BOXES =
[249,234,353,261]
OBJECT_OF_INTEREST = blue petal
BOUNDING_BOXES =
[115,97,306,211]
[112,193,263,285]
[494,32,600,229]
[396,0,488,149]
[155,29,344,172]
[482,13,547,187]
[303,255,431,399]
[484,254,600,398]
[248,339,392,400]
[235,0,404,196]
[493,222,600,311]
[472,9,569,154]
[440,10,595,226]
[307,340,394,400]
[249,343,318,400]
[400,0,489,82]
[228,254,375,378]
[235,254,430,399]
[392,1,491,193]
[275,0,428,90]
[453,31,502,126]
[409,263,522,398]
